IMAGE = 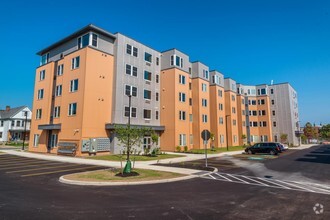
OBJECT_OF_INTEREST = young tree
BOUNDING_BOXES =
[320,124,330,139]
[280,133,288,143]
[304,122,319,142]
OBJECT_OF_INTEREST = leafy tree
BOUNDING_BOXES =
[319,124,330,139]
[300,134,307,144]
[280,133,288,143]
[303,122,319,140]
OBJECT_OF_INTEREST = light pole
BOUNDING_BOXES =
[225,115,230,151]
[123,94,132,173]
[22,111,28,151]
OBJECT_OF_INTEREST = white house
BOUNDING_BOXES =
[0,106,32,143]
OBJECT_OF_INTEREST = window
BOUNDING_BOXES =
[253,121,258,127]
[203,69,209,79]
[126,44,132,55]
[179,134,186,146]
[78,33,89,49]
[179,111,186,120]
[213,75,221,84]
[33,134,39,147]
[54,106,60,118]
[0,121,3,127]
[16,121,21,127]
[133,47,138,57]
[70,79,79,92]
[50,134,58,148]
[233,119,236,126]
[231,95,235,101]
[202,83,207,92]
[36,109,42,119]
[144,89,151,100]
[68,103,77,116]
[220,135,224,144]
[258,99,265,105]
[143,109,151,119]
[273,121,277,127]
[262,110,266,116]
[202,99,207,107]
[252,111,257,116]
[125,64,138,77]
[55,85,62,97]
[22,120,25,127]
[189,98,192,106]
[156,92,159,101]
[37,89,44,100]
[155,111,159,120]
[234,135,237,143]
[251,100,256,105]
[144,52,152,62]
[190,134,193,145]
[189,114,193,122]
[71,56,80,69]
[263,121,267,127]
[143,137,151,150]
[219,117,223,124]
[232,107,236,114]
[271,100,275,105]
[156,75,159,83]
[39,70,45,81]
[11,120,15,126]
[218,89,222,97]
[0,132,2,138]
[179,92,186,102]
[219,103,223,111]
[144,71,152,81]
[156,57,159,66]
[189,82,192,90]
[179,75,186,84]
[242,99,245,105]
[124,107,137,118]
[171,55,183,67]
[125,85,137,97]
[40,53,49,65]
[57,64,64,76]
[260,88,266,95]
[271,89,274,94]
[92,33,98,47]
[202,114,208,123]
[272,110,275,116]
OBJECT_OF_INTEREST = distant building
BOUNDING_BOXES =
[0,106,32,143]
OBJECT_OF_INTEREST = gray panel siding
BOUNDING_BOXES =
[112,33,161,126]
[161,49,191,73]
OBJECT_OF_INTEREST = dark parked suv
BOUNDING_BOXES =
[245,142,281,155]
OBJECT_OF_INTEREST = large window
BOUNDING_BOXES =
[218,89,223,97]
[16,121,21,127]
[125,64,138,77]
[68,103,77,116]
[37,89,44,100]
[144,71,152,81]
[203,69,209,79]
[126,44,138,57]
[179,92,186,102]
[71,56,80,69]
[55,85,62,96]
[144,52,152,62]
[57,64,64,76]
[50,134,58,148]
[202,99,207,107]
[144,89,151,100]
[33,134,40,147]
[143,109,151,119]
[179,111,186,120]
[124,107,137,118]
[179,75,186,84]
[40,53,49,65]
[202,114,208,123]
[36,109,42,119]
[125,85,137,97]
[179,134,186,146]
[78,33,90,49]
[39,70,45,81]
[54,106,61,118]
[70,79,79,92]
[202,83,207,92]
[171,55,183,68]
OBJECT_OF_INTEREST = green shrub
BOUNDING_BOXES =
[183,146,188,152]
[176,146,181,152]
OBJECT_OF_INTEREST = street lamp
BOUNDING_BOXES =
[123,94,132,173]
[225,115,230,151]
[22,111,28,151]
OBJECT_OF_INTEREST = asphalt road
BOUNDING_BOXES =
[0,145,329,219]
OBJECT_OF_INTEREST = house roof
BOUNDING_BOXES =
[0,106,27,119]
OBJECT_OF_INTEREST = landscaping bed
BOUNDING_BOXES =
[85,154,184,161]
[177,146,245,154]
[63,168,185,182]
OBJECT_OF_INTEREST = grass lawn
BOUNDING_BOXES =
[63,168,184,182]
[184,146,246,154]
[5,142,28,147]
[85,154,184,161]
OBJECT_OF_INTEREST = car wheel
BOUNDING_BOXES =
[248,150,252,154]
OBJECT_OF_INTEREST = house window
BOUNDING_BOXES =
[218,89,222,97]
[271,100,275,105]
[70,79,79,92]
[40,53,49,65]
[36,109,42,119]
[68,103,77,116]
[39,70,45,81]
[179,74,186,84]
[220,135,224,144]
[273,121,277,127]
[37,89,44,100]
[0,132,2,138]
[155,111,159,120]
[144,89,151,100]
[55,85,62,96]
[261,88,266,95]
[125,64,138,77]
[144,71,152,81]
[33,134,40,147]
[189,98,192,106]
[78,33,89,49]
[156,92,159,101]
[179,92,186,102]
[231,95,235,101]
[202,99,207,107]
[272,110,275,116]
[143,109,151,119]
[234,135,237,143]
[71,56,80,69]
[54,106,61,118]
[189,114,193,122]
[156,75,159,83]
[144,52,152,62]
[232,107,236,114]
[179,134,186,146]
[11,121,15,126]
[179,111,186,120]
[171,55,183,67]
[124,107,137,118]
[202,114,208,123]
[263,121,267,127]
[190,134,193,145]
[251,100,256,105]
[133,47,138,57]
[219,117,223,124]
[271,89,274,94]
[203,69,209,79]
[202,83,207,92]
[125,85,137,97]
[127,45,138,57]
[16,121,21,127]
[219,103,223,111]
[253,121,258,127]
[57,64,64,76]
[233,119,237,126]
[50,134,58,148]
[156,57,159,66]
[92,33,98,47]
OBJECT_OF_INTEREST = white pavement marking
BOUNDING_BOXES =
[274,179,315,192]
[214,173,233,182]
[227,174,249,184]
[208,174,216,179]
[240,176,269,186]
[256,177,291,189]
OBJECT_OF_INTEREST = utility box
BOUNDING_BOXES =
[81,138,111,153]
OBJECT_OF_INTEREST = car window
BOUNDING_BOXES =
[253,144,260,148]
[260,143,267,147]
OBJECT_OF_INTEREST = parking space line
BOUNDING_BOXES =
[214,173,233,182]
[21,166,100,177]
[7,164,82,173]
[0,162,61,171]
[208,174,216,179]
[257,177,291,189]
[0,160,54,169]
[275,180,316,192]
[227,174,249,184]
[240,176,269,186]
[0,159,37,165]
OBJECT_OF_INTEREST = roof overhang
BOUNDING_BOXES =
[38,124,61,130]
[105,123,165,131]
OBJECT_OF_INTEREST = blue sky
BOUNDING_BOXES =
[0,0,329,125]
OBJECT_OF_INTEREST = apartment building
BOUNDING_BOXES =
[0,106,31,143]
[269,83,300,145]
[29,24,300,156]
